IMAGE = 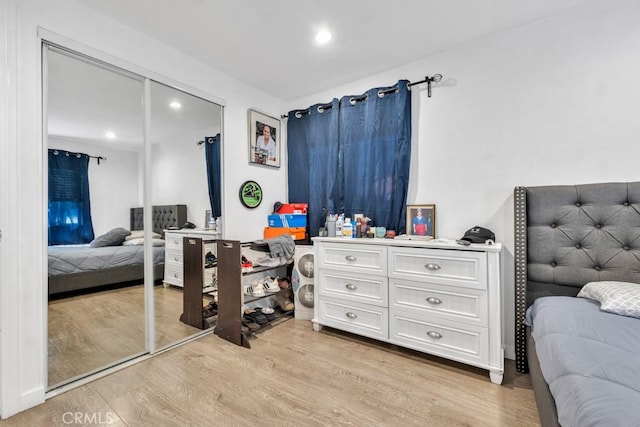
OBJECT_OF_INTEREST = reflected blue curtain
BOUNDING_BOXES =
[287,99,340,236]
[339,80,411,233]
[48,149,94,245]
[205,134,222,218]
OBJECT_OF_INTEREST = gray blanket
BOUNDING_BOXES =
[527,296,640,426]
[48,244,165,276]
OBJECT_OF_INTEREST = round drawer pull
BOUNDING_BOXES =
[345,255,357,262]
[174,256,180,262]
[345,283,358,291]
[173,273,179,278]
[425,263,441,271]
[345,312,358,319]
[426,297,442,305]
[427,331,442,339]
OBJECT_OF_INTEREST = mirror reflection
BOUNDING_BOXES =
[46,45,223,390]
[148,80,223,350]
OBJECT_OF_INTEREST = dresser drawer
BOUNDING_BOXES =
[318,270,388,307]
[390,279,487,327]
[165,248,183,266]
[390,313,489,365]
[317,243,387,276]
[164,234,184,250]
[388,247,486,290]
[164,265,184,286]
[317,297,388,341]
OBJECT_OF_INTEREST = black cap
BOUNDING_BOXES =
[460,226,495,244]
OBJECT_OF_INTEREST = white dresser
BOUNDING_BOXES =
[164,229,221,287]
[312,237,504,384]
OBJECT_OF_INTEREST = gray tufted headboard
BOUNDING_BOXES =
[514,182,640,372]
[130,204,187,236]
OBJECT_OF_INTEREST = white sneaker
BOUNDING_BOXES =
[251,280,265,297]
[263,276,280,293]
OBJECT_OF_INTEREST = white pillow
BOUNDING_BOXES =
[578,281,640,318]
[125,230,162,240]
[122,238,165,246]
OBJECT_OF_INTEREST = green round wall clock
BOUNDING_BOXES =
[239,180,263,208]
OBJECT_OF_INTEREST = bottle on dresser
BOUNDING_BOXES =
[342,218,353,238]
[336,214,344,237]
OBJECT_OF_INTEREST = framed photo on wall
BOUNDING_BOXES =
[248,109,280,168]
[406,204,435,238]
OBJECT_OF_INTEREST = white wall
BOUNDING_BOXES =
[1,0,286,417]
[47,138,140,236]
[286,0,640,359]
[150,128,216,228]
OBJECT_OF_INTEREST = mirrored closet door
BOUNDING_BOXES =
[148,80,223,350]
[44,43,224,390]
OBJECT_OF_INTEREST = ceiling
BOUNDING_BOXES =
[80,0,595,101]
[47,46,222,148]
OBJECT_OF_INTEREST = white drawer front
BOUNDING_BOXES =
[165,249,183,266]
[318,298,388,341]
[164,265,184,286]
[390,279,487,327]
[165,235,184,250]
[318,243,387,276]
[318,270,388,307]
[388,247,486,290]
[390,314,489,365]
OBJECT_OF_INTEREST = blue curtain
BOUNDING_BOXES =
[205,134,222,218]
[339,80,411,233]
[48,149,94,245]
[287,80,411,235]
[287,99,340,236]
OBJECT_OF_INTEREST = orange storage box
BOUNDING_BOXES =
[263,226,306,241]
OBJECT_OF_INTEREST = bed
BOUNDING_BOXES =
[48,204,186,296]
[514,182,640,426]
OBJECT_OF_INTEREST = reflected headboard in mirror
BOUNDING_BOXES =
[130,205,187,236]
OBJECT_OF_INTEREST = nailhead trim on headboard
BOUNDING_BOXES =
[514,186,528,373]
[130,205,187,236]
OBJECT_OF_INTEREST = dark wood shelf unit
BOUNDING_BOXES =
[179,236,216,330]
[180,238,294,347]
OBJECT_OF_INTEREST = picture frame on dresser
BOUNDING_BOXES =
[406,204,435,238]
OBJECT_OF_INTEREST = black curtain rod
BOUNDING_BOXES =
[51,149,106,165]
[282,73,442,119]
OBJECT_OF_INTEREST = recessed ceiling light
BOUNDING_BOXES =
[169,101,182,110]
[104,131,116,139]
[315,30,332,45]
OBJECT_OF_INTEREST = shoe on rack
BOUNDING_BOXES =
[256,307,276,321]
[275,290,295,312]
[277,277,291,290]
[263,276,280,293]
[251,280,265,297]
[241,255,253,269]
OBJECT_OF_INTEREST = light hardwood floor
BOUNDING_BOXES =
[9,316,540,426]
[48,284,205,387]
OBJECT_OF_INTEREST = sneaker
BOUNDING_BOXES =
[277,277,291,290]
[275,290,295,312]
[241,255,253,268]
[263,276,280,293]
[251,280,265,297]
